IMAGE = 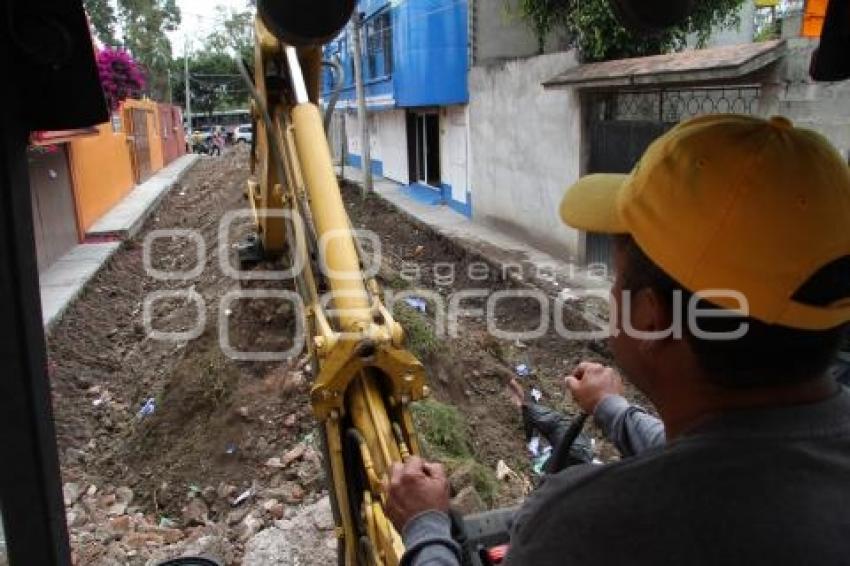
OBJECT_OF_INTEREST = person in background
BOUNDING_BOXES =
[210,129,224,156]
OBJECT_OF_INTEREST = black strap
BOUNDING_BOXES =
[545,412,589,474]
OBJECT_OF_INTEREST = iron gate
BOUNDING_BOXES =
[584,86,761,271]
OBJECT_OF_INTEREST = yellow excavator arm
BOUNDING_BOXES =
[241,3,427,563]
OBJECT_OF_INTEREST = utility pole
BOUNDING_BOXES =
[184,36,192,133]
[351,11,372,194]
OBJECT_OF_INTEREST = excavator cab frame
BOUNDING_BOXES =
[1,1,849,565]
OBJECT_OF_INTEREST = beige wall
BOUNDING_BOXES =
[469,51,583,260]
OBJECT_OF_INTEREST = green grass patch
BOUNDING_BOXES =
[384,273,411,290]
[393,303,438,359]
[411,399,471,459]
[411,399,498,505]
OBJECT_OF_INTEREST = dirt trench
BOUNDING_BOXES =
[48,146,638,564]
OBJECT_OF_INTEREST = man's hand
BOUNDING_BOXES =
[565,362,624,413]
[386,456,450,532]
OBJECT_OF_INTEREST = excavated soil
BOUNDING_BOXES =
[48,146,644,564]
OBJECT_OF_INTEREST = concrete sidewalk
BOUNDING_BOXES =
[338,167,609,295]
[41,154,199,330]
[40,242,122,329]
[88,153,199,239]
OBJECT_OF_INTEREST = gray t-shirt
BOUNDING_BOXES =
[402,388,850,565]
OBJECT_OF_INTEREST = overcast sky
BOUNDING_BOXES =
[167,0,253,55]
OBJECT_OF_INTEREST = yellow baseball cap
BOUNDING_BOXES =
[560,114,850,330]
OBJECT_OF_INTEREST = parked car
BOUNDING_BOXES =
[234,124,253,144]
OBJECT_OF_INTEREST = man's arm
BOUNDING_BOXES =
[387,457,462,566]
[400,511,461,566]
[567,362,665,457]
[593,394,665,456]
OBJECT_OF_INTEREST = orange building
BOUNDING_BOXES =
[30,99,186,272]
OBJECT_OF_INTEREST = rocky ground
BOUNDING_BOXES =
[47,145,640,564]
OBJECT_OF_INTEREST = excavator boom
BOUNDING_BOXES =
[242,3,427,563]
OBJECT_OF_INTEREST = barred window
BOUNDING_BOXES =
[365,11,392,79]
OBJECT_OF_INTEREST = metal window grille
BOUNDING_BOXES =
[592,86,762,123]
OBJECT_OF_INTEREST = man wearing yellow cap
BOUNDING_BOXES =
[386,114,850,565]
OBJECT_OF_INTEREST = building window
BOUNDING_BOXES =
[365,11,392,79]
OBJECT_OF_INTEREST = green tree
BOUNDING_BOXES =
[83,0,181,101]
[207,6,255,63]
[514,0,744,62]
[119,0,181,100]
[171,4,254,118]
[172,50,248,117]
[84,0,118,46]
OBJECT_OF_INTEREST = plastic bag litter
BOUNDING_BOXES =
[527,436,541,456]
[136,397,155,419]
[403,297,427,313]
[531,446,553,476]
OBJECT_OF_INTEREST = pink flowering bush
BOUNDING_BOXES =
[96,47,146,110]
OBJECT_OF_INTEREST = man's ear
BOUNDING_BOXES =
[629,287,676,340]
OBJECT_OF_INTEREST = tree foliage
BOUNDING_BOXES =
[171,51,247,117]
[119,0,181,100]
[514,0,745,62]
[515,0,571,54]
[207,6,255,63]
[84,0,118,46]
[84,0,181,101]
[170,6,254,117]
[84,0,254,112]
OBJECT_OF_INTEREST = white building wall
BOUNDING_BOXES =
[469,51,583,260]
[376,110,409,184]
[345,112,381,163]
[346,110,410,182]
[439,105,469,204]
[345,111,362,159]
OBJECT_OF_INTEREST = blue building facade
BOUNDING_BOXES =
[323,0,472,216]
